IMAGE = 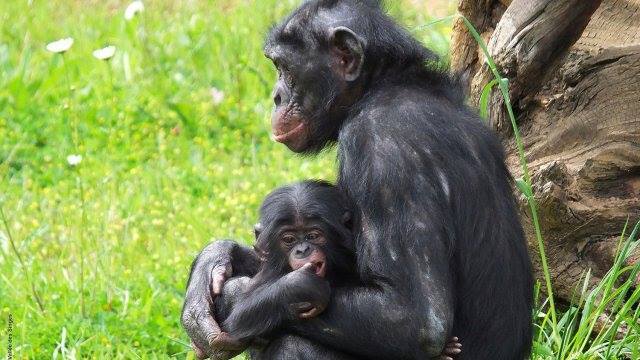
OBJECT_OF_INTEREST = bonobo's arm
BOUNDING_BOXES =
[218,266,330,343]
[181,240,260,357]
[288,130,455,359]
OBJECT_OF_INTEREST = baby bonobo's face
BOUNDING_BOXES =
[278,222,328,278]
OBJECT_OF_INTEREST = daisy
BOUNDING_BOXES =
[46,38,74,54]
[124,1,144,20]
[92,46,116,61]
[66,154,83,166]
[210,87,225,105]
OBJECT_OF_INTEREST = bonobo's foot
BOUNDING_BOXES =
[440,337,462,360]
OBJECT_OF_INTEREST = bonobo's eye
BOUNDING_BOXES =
[304,230,321,242]
[281,233,296,245]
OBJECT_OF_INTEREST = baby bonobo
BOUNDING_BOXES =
[213,181,461,359]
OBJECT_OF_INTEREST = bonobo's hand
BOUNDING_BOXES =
[181,240,241,359]
[281,263,331,320]
[440,337,462,360]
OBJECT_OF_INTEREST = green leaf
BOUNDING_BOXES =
[479,78,499,120]
[515,178,533,198]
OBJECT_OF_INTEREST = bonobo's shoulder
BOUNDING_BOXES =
[344,87,439,134]
[352,86,453,121]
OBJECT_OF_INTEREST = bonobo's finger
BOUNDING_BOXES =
[209,349,243,360]
[290,301,326,319]
[212,332,247,351]
[440,336,462,359]
[299,262,316,273]
[299,306,324,319]
[211,263,233,295]
[191,341,207,360]
[290,301,314,313]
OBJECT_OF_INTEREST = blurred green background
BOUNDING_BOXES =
[0,0,453,358]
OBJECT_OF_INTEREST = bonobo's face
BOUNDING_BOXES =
[255,181,355,280]
[263,5,366,153]
[278,223,328,278]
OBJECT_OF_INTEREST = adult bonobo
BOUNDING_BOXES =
[182,1,533,359]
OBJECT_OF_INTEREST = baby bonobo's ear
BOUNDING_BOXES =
[342,211,353,231]
[254,222,263,240]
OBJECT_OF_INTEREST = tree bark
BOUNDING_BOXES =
[450,0,640,301]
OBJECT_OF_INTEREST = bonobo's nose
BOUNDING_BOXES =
[272,83,290,107]
[293,242,312,259]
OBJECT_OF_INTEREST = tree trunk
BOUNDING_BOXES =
[450,0,640,301]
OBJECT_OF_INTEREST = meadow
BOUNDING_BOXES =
[1,0,639,359]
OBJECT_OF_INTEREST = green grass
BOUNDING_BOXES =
[0,0,450,358]
[1,0,637,358]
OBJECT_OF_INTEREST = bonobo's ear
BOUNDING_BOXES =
[254,223,263,239]
[329,26,365,82]
[342,211,353,231]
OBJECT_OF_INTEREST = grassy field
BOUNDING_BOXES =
[0,0,452,358]
[2,0,639,359]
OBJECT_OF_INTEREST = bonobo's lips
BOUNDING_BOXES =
[305,250,327,278]
[273,121,306,144]
[308,259,326,278]
[272,108,308,151]
[292,249,327,278]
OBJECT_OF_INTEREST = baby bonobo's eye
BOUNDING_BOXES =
[304,231,320,242]
[281,233,296,245]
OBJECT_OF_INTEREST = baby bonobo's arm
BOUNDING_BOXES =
[214,264,330,348]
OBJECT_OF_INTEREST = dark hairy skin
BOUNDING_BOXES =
[182,1,533,359]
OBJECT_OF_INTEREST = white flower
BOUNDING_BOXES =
[210,87,225,105]
[92,45,116,61]
[46,38,74,54]
[124,1,145,20]
[66,154,83,166]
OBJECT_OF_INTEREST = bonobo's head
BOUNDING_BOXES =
[254,180,354,281]
[264,0,436,153]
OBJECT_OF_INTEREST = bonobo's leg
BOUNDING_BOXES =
[182,240,260,358]
[251,335,357,360]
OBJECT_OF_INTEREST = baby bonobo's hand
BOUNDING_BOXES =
[211,331,247,351]
[440,336,462,360]
[283,263,331,320]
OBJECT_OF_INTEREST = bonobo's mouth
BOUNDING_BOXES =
[308,259,326,278]
[291,250,327,277]
[273,121,306,144]
[271,107,309,152]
